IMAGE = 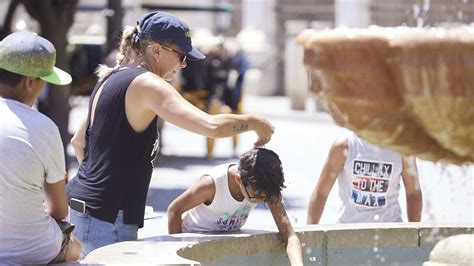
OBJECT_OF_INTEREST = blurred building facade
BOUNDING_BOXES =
[275,0,474,109]
[276,0,335,108]
[371,0,474,27]
[1,0,473,99]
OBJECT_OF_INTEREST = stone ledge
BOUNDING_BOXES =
[77,223,473,265]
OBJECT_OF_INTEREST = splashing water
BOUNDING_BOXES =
[342,148,348,157]
[420,161,473,224]
[413,4,421,18]
[406,157,418,177]
[362,114,369,122]
[342,113,349,123]
[417,17,425,28]
[422,0,431,13]
[412,0,431,27]
[424,200,436,224]
[372,229,380,256]
[425,227,444,244]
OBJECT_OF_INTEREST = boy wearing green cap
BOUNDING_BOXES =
[0,31,80,263]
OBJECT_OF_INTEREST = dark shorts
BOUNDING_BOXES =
[49,220,75,264]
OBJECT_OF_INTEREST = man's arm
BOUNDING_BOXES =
[131,73,274,147]
[307,138,347,224]
[71,117,87,164]
[43,174,69,220]
[401,157,423,222]
[167,175,216,234]
[269,200,303,266]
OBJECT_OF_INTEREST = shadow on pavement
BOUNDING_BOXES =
[146,188,186,212]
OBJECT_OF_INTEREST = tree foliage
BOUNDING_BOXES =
[22,0,79,168]
[106,0,124,57]
[0,0,20,39]
[1,0,125,169]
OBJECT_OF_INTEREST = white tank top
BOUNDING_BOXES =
[337,133,403,223]
[182,164,256,232]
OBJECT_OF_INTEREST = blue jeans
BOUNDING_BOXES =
[69,209,138,258]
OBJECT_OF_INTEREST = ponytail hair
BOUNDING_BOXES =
[96,26,151,80]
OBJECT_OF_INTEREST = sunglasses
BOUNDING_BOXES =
[160,44,187,63]
[242,178,267,202]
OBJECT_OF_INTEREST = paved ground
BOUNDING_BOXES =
[67,94,474,239]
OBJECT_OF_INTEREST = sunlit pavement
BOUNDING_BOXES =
[68,94,474,239]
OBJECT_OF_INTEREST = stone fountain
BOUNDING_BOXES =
[296,26,474,165]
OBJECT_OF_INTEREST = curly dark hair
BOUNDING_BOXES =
[238,147,286,203]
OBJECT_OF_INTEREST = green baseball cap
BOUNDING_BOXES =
[0,31,71,85]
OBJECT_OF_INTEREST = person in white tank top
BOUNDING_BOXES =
[307,132,423,224]
[168,148,303,266]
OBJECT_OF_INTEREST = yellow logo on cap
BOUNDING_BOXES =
[184,31,191,37]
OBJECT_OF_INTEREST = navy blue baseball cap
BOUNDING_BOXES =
[137,11,205,61]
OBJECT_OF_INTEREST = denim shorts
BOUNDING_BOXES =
[69,209,138,258]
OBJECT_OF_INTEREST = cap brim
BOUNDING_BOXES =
[40,66,72,85]
[187,47,206,61]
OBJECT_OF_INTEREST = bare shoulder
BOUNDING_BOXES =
[197,174,215,190]
[126,70,178,114]
[129,71,169,93]
[330,136,348,156]
[195,175,216,205]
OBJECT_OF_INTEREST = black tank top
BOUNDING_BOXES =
[67,66,158,227]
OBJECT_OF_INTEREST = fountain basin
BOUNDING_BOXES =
[82,223,472,265]
[296,26,474,165]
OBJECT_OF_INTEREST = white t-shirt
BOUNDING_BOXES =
[182,164,256,232]
[337,133,403,223]
[0,98,65,264]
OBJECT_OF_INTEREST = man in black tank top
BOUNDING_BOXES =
[67,11,275,258]
[68,67,157,226]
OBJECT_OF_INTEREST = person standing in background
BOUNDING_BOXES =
[0,31,81,264]
[307,132,422,224]
[67,11,274,257]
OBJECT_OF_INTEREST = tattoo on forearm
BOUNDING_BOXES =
[233,124,249,133]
